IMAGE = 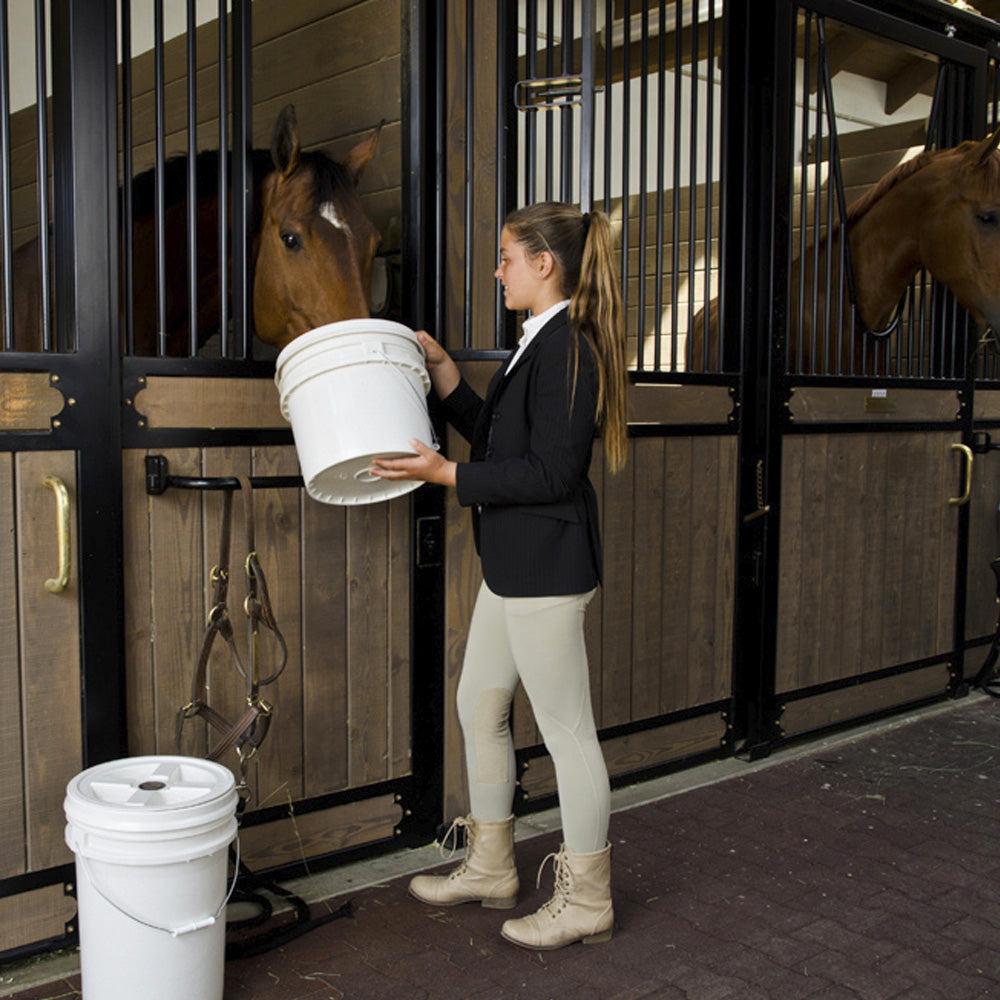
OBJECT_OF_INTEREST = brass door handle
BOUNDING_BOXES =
[948,443,973,507]
[43,475,71,592]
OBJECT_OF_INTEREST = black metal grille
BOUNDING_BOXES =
[506,0,726,375]
[118,0,254,359]
[789,8,977,381]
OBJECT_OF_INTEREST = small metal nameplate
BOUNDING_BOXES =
[864,390,896,414]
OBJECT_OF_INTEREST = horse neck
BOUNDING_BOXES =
[846,187,924,330]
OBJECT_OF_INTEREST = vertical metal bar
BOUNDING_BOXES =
[544,0,554,200]
[464,0,473,347]
[187,0,199,357]
[810,37,822,375]
[50,0,127,762]
[560,0,573,201]
[231,0,252,358]
[218,0,229,356]
[796,11,810,376]
[0,0,12,349]
[686,3,699,374]
[823,101,834,374]
[703,0,716,368]
[669,0,682,370]
[526,0,537,206]
[154,2,166,356]
[602,0,612,216]
[578,0,595,212]
[637,3,648,370]
[120,0,134,355]
[654,0,666,371]
[621,0,631,369]
[497,0,519,349]
[35,0,51,350]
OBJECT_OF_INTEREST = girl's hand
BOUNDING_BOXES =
[416,330,461,399]
[370,439,457,487]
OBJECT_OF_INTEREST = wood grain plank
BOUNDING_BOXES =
[150,448,205,757]
[776,437,804,693]
[239,794,402,872]
[17,451,81,871]
[631,437,664,717]
[388,495,411,778]
[860,433,889,674]
[689,435,723,704]
[712,437,738,700]
[819,435,849,683]
[0,454,24,877]
[251,446,305,808]
[586,440,606,728]
[661,437,693,709]
[302,494,350,796]
[600,438,635,727]
[347,502,390,788]
[198,448,254,779]
[123,449,157,758]
[0,883,75,954]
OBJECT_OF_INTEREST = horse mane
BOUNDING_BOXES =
[845,139,1000,224]
[844,148,936,224]
[127,148,274,223]
[297,149,356,207]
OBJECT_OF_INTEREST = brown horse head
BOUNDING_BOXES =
[906,124,1000,333]
[253,105,382,351]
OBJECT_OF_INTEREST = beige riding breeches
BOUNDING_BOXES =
[456,581,611,853]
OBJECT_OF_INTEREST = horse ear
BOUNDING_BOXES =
[970,123,1000,166]
[271,104,301,178]
[343,120,384,185]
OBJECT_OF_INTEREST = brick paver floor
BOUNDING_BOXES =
[5,694,999,999]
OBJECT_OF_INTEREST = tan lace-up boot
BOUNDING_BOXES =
[408,815,519,909]
[501,842,613,949]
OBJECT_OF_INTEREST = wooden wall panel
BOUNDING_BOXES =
[302,492,350,796]
[16,451,81,871]
[777,431,959,694]
[0,883,75,955]
[124,444,410,835]
[0,455,25,878]
[249,446,305,807]
[966,440,1000,641]
[440,412,738,821]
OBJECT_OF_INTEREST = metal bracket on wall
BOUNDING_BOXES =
[144,454,304,496]
[971,431,1000,455]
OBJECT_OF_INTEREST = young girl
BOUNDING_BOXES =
[372,201,626,950]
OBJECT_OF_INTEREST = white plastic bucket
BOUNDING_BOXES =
[64,756,239,1000]
[274,319,435,505]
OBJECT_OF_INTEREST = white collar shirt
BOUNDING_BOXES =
[505,300,570,374]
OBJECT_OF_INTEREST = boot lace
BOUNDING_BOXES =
[534,845,573,918]
[439,816,473,878]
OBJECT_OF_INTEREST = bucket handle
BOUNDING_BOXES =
[76,833,241,938]
[368,344,440,449]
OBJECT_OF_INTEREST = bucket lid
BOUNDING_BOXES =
[64,755,237,836]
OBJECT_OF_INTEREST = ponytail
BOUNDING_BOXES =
[503,203,628,473]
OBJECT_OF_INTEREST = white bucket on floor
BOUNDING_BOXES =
[64,756,239,1000]
[274,319,435,505]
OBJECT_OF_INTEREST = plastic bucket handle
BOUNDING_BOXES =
[76,833,241,938]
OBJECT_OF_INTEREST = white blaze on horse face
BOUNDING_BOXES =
[320,199,351,238]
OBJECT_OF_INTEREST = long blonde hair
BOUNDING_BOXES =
[503,202,627,473]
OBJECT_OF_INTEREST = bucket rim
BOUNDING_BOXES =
[275,319,420,370]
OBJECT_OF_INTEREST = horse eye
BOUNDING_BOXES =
[280,231,302,251]
[977,211,998,228]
